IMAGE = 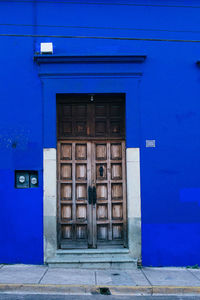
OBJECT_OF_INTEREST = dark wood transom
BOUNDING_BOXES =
[57,94,125,140]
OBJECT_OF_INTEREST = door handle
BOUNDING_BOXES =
[93,186,96,205]
[99,166,104,177]
[88,186,93,205]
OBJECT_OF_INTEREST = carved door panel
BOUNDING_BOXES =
[57,141,93,249]
[92,141,127,248]
[57,96,125,140]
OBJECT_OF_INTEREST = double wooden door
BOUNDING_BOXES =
[57,95,127,249]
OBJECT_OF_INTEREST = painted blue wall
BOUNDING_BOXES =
[0,0,200,266]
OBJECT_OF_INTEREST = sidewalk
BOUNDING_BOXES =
[0,264,200,296]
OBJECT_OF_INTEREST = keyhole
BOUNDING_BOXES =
[99,166,104,177]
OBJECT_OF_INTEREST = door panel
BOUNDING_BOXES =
[93,141,127,248]
[57,141,92,249]
[57,95,125,139]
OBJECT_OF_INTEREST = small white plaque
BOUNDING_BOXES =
[146,140,155,148]
[40,42,53,54]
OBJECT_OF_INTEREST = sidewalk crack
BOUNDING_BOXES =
[186,268,200,282]
[38,267,49,284]
[94,271,97,285]
[141,269,153,288]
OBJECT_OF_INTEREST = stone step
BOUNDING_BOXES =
[47,252,137,269]
[48,254,135,263]
[48,262,136,269]
[56,248,130,255]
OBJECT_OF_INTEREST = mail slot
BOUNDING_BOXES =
[15,171,39,188]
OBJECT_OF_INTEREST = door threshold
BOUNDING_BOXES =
[56,248,130,255]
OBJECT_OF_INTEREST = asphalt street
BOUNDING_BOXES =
[0,295,200,300]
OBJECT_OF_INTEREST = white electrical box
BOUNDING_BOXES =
[40,42,53,54]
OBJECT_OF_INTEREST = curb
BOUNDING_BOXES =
[0,284,200,295]
[110,286,200,295]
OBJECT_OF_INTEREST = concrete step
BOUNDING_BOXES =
[48,254,135,263]
[56,248,130,255]
[47,250,137,269]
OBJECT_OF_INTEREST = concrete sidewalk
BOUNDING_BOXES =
[0,264,200,296]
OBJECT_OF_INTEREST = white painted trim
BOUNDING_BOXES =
[43,147,141,262]
[43,148,57,262]
[126,148,141,258]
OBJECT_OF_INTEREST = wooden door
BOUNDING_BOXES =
[92,141,127,248]
[57,141,93,249]
[57,94,127,249]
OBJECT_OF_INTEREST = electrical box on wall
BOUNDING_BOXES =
[15,171,39,188]
[40,42,53,54]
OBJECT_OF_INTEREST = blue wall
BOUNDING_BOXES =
[0,0,200,266]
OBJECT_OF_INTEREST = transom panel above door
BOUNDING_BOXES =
[57,94,127,249]
[57,94,125,139]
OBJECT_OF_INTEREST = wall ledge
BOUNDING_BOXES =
[34,54,147,64]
